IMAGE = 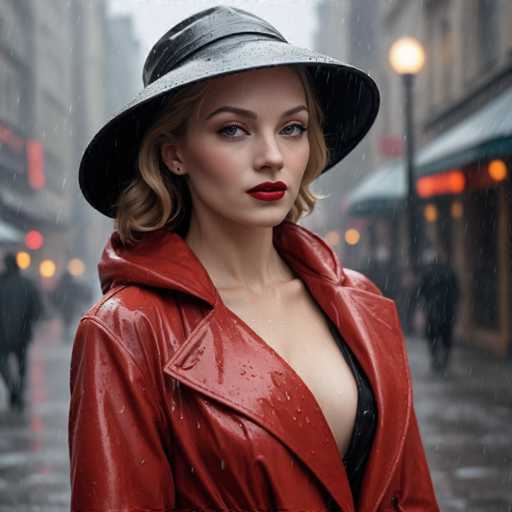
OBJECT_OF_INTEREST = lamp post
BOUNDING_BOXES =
[389,37,425,271]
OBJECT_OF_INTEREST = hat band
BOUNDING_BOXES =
[145,21,286,86]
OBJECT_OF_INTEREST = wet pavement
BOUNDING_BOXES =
[408,336,512,511]
[0,319,71,511]
[0,320,511,510]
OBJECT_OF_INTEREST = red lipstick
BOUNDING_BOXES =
[246,181,287,202]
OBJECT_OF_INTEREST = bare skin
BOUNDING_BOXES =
[219,279,358,459]
[161,67,358,459]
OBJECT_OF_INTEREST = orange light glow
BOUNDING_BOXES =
[68,258,86,277]
[16,251,31,269]
[451,201,463,219]
[25,230,44,250]
[39,260,56,278]
[424,204,438,223]
[345,228,361,246]
[488,160,508,182]
[416,170,465,198]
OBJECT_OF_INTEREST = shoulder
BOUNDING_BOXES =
[77,285,188,368]
[342,268,383,296]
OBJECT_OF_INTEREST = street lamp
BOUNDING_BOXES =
[389,37,425,270]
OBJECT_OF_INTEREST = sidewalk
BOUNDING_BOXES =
[407,336,512,511]
[0,319,71,511]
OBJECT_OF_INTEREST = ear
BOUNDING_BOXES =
[161,143,187,176]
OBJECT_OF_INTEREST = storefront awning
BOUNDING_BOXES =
[348,86,512,216]
[347,161,405,217]
[0,218,23,243]
[417,87,512,176]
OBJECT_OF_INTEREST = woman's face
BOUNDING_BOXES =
[162,67,310,229]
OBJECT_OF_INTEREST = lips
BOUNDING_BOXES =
[247,181,288,193]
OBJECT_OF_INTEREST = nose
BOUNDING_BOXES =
[253,131,284,172]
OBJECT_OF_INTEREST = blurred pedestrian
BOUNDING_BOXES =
[50,270,92,342]
[417,250,460,375]
[69,6,439,511]
[0,253,43,410]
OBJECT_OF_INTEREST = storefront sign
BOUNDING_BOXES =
[416,170,465,198]
[26,140,45,189]
[0,119,26,177]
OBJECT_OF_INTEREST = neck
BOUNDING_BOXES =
[185,212,295,295]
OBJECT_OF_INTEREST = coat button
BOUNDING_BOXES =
[391,495,400,509]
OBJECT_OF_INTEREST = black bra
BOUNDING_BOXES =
[326,318,378,507]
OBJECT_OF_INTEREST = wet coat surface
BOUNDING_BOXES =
[68,221,438,511]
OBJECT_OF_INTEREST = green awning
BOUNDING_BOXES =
[348,86,512,216]
[347,161,405,217]
[417,86,512,176]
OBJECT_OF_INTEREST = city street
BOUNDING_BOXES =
[0,319,70,511]
[409,336,512,511]
[0,320,511,511]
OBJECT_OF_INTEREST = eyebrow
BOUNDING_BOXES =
[205,105,308,120]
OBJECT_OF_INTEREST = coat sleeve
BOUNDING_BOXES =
[68,316,175,511]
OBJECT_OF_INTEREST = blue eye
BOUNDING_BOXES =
[281,123,307,136]
[219,124,246,137]
[218,123,306,138]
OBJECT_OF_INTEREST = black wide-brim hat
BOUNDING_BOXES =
[79,6,380,218]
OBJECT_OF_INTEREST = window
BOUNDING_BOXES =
[0,62,21,127]
[478,0,500,67]
[426,1,454,108]
[470,188,499,329]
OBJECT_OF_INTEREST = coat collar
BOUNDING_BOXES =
[105,221,411,511]
[99,220,345,306]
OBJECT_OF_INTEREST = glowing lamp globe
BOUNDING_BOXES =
[389,37,425,75]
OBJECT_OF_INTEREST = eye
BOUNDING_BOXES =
[281,123,307,137]
[218,124,248,138]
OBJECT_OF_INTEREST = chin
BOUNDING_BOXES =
[243,209,291,228]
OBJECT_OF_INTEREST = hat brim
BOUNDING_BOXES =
[79,37,380,217]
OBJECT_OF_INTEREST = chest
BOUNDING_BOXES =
[219,283,359,458]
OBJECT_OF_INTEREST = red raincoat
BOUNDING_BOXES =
[69,221,439,511]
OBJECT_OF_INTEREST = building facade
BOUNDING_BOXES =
[0,0,74,289]
[0,0,134,301]
[0,0,33,246]
[310,0,381,269]
[349,0,512,358]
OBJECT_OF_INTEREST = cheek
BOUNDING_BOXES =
[286,140,310,181]
[184,140,245,191]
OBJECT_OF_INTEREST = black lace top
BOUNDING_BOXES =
[325,318,378,508]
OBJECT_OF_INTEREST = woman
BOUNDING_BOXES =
[69,6,439,511]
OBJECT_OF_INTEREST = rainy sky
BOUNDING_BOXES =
[109,0,320,62]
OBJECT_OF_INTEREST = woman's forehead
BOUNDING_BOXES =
[197,67,307,117]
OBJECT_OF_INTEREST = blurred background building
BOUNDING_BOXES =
[0,0,140,300]
[335,0,512,359]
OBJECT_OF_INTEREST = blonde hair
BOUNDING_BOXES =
[115,66,329,245]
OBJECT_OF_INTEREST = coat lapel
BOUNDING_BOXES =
[161,221,411,511]
[298,278,412,512]
[274,222,412,510]
[164,302,355,512]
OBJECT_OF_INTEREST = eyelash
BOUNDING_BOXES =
[218,122,308,138]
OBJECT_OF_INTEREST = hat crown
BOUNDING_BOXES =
[142,5,286,86]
